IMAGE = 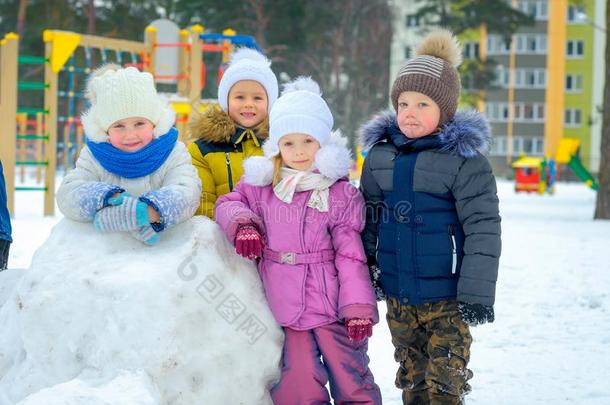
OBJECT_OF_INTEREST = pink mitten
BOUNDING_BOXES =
[235,224,264,260]
[346,319,373,342]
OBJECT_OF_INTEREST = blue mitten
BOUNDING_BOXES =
[94,194,150,232]
[129,225,160,246]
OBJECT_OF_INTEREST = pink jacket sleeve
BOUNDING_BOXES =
[215,180,265,244]
[330,183,379,324]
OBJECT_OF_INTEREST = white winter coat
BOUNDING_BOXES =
[57,141,201,231]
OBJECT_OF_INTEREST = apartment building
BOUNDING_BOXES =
[390,0,606,177]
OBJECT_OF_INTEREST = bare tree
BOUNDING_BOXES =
[245,0,270,50]
[594,0,610,219]
[86,0,96,35]
[292,0,392,147]
[16,0,28,37]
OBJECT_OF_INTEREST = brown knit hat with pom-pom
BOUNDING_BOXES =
[391,29,462,125]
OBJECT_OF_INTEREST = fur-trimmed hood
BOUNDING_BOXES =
[188,104,269,144]
[358,109,491,158]
[242,130,352,186]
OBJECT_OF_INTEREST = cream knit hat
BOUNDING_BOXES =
[81,64,176,143]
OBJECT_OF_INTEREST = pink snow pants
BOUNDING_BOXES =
[271,322,382,405]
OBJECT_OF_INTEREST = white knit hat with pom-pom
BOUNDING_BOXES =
[81,63,175,143]
[265,76,334,157]
[217,48,278,112]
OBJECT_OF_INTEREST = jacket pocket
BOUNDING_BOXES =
[415,230,453,278]
[321,264,339,319]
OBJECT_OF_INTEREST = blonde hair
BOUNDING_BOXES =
[271,155,284,187]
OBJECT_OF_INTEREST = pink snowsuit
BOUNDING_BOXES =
[216,176,381,404]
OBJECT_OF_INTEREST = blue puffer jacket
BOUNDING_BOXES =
[359,110,501,306]
[0,160,12,242]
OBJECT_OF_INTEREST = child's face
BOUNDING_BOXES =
[278,133,321,171]
[396,91,441,139]
[227,80,268,128]
[107,117,154,152]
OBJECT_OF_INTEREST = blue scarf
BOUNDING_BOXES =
[86,128,179,179]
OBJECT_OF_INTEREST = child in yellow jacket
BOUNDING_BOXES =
[188,49,278,218]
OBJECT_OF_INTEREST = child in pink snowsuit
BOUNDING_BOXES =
[216,77,381,404]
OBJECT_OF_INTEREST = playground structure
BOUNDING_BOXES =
[0,24,261,216]
[512,138,599,194]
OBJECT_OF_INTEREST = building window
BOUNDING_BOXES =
[527,36,537,52]
[567,40,585,58]
[405,46,412,60]
[521,137,545,155]
[565,74,583,92]
[537,70,546,87]
[539,35,547,52]
[513,137,524,155]
[514,102,545,122]
[486,102,545,123]
[537,104,545,121]
[534,138,545,155]
[514,69,523,87]
[488,136,544,156]
[492,66,510,88]
[464,42,480,59]
[517,1,548,21]
[523,137,534,154]
[538,1,548,20]
[513,34,547,54]
[510,68,546,88]
[567,5,586,23]
[485,102,510,122]
[406,14,420,27]
[489,136,508,156]
[487,35,511,55]
[523,104,534,120]
[514,104,522,120]
[565,108,582,127]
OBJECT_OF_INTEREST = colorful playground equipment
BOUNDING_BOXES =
[0,25,261,216]
[512,138,598,194]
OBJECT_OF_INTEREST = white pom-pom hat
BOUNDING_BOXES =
[266,76,334,157]
[81,64,176,143]
[217,48,279,113]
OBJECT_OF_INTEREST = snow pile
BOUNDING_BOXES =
[0,217,283,405]
[0,269,23,308]
[16,370,159,405]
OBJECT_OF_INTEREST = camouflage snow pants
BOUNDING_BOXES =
[386,298,473,405]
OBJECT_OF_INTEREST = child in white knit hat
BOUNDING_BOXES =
[57,64,201,245]
[215,77,381,404]
[188,48,278,219]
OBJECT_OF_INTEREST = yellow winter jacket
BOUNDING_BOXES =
[187,106,268,219]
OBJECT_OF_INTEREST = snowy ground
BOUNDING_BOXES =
[5,179,610,404]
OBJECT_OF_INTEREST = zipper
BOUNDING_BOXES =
[225,153,234,191]
[448,225,457,274]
